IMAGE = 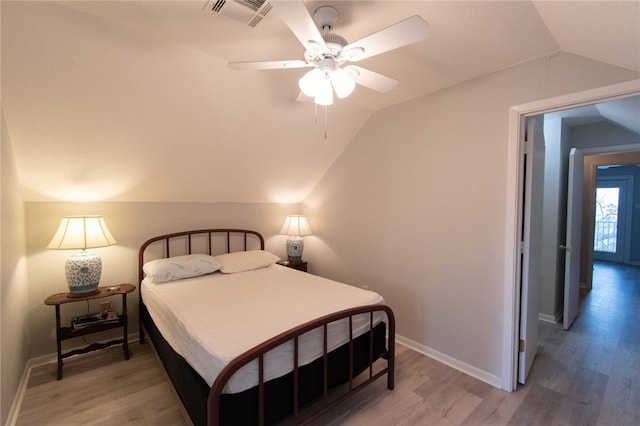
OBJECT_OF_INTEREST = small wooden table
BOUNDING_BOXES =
[44,284,135,379]
[276,259,308,272]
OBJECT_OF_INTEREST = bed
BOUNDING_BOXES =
[138,229,395,426]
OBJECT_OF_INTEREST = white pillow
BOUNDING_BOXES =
[215,250,280,274]
[143,254,222,283]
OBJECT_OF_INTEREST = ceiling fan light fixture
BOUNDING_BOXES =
[314,76,334,105]
[330,68,356,98]
[299,68,324,97]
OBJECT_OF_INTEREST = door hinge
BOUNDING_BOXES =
[519,339,525,352]
[520,241,526,254]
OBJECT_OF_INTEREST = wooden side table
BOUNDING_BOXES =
[276,259,308,272]
[44,283,135,379]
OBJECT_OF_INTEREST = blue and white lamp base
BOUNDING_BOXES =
[286,236,304,260]
[65,251,102,296]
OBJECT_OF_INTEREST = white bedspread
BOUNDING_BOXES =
[141,264,385,394]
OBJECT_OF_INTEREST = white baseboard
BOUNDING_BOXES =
[5,332,140,426]
[4,360,31,426]
[395,334,503,389]
[538,311,561,324]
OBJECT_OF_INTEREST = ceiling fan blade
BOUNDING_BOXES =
[343,15,429,62]
[270,0,327,51]
[228,60,310,70]
[349,66,399,93]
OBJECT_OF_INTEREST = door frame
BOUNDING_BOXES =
[518,116,545,384]
[502,79,640,391]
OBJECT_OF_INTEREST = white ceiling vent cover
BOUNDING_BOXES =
[205,0,272,28]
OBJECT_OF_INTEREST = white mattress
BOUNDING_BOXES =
[141,264,385,394]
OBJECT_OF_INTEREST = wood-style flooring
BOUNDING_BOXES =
[16,262,640,425]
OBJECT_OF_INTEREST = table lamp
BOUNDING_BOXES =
[279,215,312,261]
[47,215,117,296]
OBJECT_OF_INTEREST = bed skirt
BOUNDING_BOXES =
[141,301,387,425]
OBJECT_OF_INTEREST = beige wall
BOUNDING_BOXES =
[1,111,30,425]
[25,202,295,358]
[539,118,571,322]
[303,52,639,385]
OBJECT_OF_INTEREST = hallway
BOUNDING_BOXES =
[515,262,640,425]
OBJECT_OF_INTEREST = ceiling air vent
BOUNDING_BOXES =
[205,0,272,28]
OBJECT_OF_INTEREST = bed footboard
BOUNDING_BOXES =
[208,304,395,426]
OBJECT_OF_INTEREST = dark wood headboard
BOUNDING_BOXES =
[137,229,265,284]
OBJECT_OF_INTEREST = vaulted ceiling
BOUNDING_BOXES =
[2,1,639,203]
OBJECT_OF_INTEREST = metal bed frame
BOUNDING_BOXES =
[138,229,395,425]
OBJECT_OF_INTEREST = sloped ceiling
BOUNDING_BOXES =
[545,96,640,135]
[2,1,639,203]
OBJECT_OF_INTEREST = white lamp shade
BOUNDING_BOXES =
[47,216,117,250]
[299,68,324,97]
[314,77,334,106]
[280,215,313,236]
[331,68,356,99]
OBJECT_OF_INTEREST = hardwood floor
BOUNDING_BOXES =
[16,262,640,425]
[16,343,187,426]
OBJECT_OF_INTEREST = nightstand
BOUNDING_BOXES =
[277,259,308,272]
[44,283,135,379]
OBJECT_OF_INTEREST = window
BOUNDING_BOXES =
[593,187,619,253]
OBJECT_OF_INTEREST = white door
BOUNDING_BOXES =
[563,148,584,330]
[518,116,545,384]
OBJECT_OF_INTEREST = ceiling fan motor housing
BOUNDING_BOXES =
[317,57,336,72]
[304,32,348,64]
[323,33,348,57]
[314,6,339,31]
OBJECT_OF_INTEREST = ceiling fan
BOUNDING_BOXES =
[228,0,429,106]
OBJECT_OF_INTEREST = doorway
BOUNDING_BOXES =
[594,174,634,263]
[502,79,640,392]
[517,109,640,384]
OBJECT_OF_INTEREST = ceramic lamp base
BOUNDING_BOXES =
[65,251,102,295]
[286,236,304,260]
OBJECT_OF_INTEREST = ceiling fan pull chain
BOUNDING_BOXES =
[314,102,318,124]
[324,105,328,140]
